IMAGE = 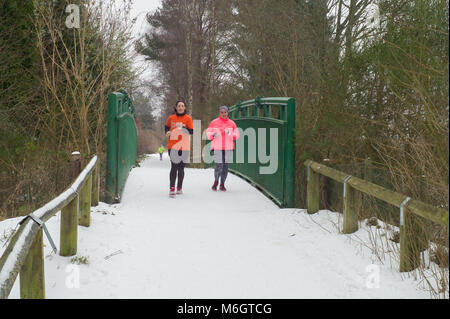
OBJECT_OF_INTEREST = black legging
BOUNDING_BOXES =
[214,162,228,184]
[214,150,233,184]
[169,149,188,188]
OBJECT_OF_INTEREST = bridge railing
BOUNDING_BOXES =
[206,96,296,208]
[105,90,137,203]
[0,154,99,299]
[304,159,449,272]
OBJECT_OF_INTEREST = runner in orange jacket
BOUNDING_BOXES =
[165,100,193,196]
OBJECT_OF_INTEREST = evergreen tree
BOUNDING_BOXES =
[0,0,38,162]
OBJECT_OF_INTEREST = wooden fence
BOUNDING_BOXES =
[305,160,449,272]
[1,155,447,297]
[0,153,99,299]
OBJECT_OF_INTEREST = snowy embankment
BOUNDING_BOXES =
[0,153,432,298]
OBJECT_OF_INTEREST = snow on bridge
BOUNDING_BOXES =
[0,153,429,298]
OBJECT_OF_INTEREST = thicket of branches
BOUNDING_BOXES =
[138,0,448,297]
[0,0,138,219]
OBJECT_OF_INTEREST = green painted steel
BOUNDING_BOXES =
[206,97,296,208]
[105,91,137,203]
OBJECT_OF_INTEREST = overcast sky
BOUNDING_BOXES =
[129,0,161,41]
[128,0,162,84]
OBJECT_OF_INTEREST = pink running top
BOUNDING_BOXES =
[206,117,240,150]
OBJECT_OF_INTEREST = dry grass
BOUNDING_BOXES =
[325,184,449,299]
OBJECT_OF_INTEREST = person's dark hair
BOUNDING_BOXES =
[173,100,187,114]
[175,100,187,108]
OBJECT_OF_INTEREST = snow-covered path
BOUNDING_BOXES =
[0,154,430,298]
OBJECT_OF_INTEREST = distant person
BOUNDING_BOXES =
[158,145,165,160]
[164,100,193,197]
[206,105,239,191]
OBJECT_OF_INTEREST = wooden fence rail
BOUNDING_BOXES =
[0,153,99,299]
[1,155,447,297]
[304,160,449,272]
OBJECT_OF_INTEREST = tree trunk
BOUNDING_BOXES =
[183,0,194,116]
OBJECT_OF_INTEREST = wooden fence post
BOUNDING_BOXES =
[70,151,81,180]
[60,195,78,256]
[60,151,82,256]
[92,161,100,206]
[343,178,359,234]
[20,229,45,299]
[400,206,422,272]
[307,163,320,214]
[79,174,92,227]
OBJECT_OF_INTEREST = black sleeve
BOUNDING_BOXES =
[165,125,170,133]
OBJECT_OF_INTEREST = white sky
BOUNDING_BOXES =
[129,0,162,42]
[128,0,162,85]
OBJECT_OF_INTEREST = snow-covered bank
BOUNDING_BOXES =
[0,153,432,298]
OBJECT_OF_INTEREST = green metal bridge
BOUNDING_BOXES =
[105,90,138,204]
[106,92,297,208]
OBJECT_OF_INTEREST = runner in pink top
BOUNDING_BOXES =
[206,106,240,191]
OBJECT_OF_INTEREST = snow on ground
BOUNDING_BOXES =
[0,153,433,298]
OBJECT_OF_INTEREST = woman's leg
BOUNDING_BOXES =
[214,163,224,182]
[169,149,178,188]
[220,163,228,185]
[220,150,233,185]
[213,150,224,182]
[211,151,220,190]
[176,150,189,189]
[177,163,185,188]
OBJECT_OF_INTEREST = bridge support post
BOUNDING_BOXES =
[20,229,45,299]
[285,98,296,208]
[106,93,118,204]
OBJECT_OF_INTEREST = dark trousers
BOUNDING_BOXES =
[214,150,233,185]
[169,149,189,188]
